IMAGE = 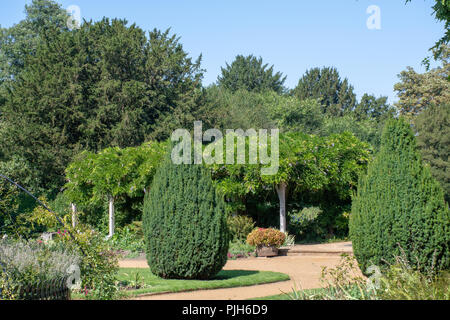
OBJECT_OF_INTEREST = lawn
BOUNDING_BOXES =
[115,268,290,297]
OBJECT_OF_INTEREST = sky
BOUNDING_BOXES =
[0,0,445,104]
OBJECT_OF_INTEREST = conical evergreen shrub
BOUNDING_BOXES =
[143,154,230,280]
[350,118,449,274]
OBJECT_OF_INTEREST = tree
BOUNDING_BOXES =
[268,98,324,134]
[353,94,395,121]
[143,154,229,280]
[197,86,277,131]
[350,118,449,274]
[210,132,371,233]
[0,0,68,84]
[292,67,357,116]
[414,103,450,203]
[0,0,69,170]
[320,114,385,151]
[198,86,324,134]
[64,141,168,236]
[0,13,203,195]
[394,45,450,116]
[217,55,286,94]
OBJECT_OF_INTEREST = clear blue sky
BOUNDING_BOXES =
[0,0,445,103]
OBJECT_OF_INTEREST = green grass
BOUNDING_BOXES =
[117,268,290,297]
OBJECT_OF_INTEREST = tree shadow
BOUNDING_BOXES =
[212,270,259,280]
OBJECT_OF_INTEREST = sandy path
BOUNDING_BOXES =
[119,242,358,300]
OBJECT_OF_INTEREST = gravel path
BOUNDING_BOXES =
[119,242,359,300]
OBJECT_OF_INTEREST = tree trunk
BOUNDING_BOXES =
[276,182,287,233]
[108,195,115,238]
[71,203,78,229]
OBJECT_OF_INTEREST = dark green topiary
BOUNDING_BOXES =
[143,155,230,280]
[350,118,449,274]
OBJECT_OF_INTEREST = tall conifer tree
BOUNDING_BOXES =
[350,118,449,273]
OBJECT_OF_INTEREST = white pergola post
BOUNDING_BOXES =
[276,182,287,233]
[71,203,78,229]
[108,195,115,238]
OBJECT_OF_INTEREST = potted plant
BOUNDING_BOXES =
[246,228,286,257]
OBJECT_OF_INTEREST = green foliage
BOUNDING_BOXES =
[353,94,395,122]
[0,179,20,236]
[217,55,286,94]
[292,67,357,116]
[198,86,278,131]
[0,238,81,300]
[227,241,256,260]
[268,98,324,134]
[143,155,230,280]
[350,118,450,274]
[288,207,323,239]
[210,131,371,235]
[227,215,255,242]
[282,232,296,247]
[55,224,119,300]
[212,131,370,200]
[414,103,450,202]
[108,224,145,255]
[394,45,449,116]
[64,141,168,228]
[24,197,72,235]
[320,114,385,151]
[273,253,449,300]
[199,87,324,136]
[0,0,68,85]
[377,252,450,300]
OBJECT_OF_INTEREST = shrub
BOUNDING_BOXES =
[246,228,286,248]
[350,118,450,274]
[282,233,296,247]
[285,253,450,300]
[227,241,256,260]
[143,157,230,280]
[288,207,323,239]
[283,254,377,300]
[378,254,450,300]
[54,224,119,300]
[12,198,120,300]
[0,179,20,236]
[227,215,255,242]
[109,224,145,255]
[0,238,80,300]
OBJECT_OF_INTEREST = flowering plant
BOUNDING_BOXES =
[55,224,119,300]
[246,228,286,248]
[0,238,81,299]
